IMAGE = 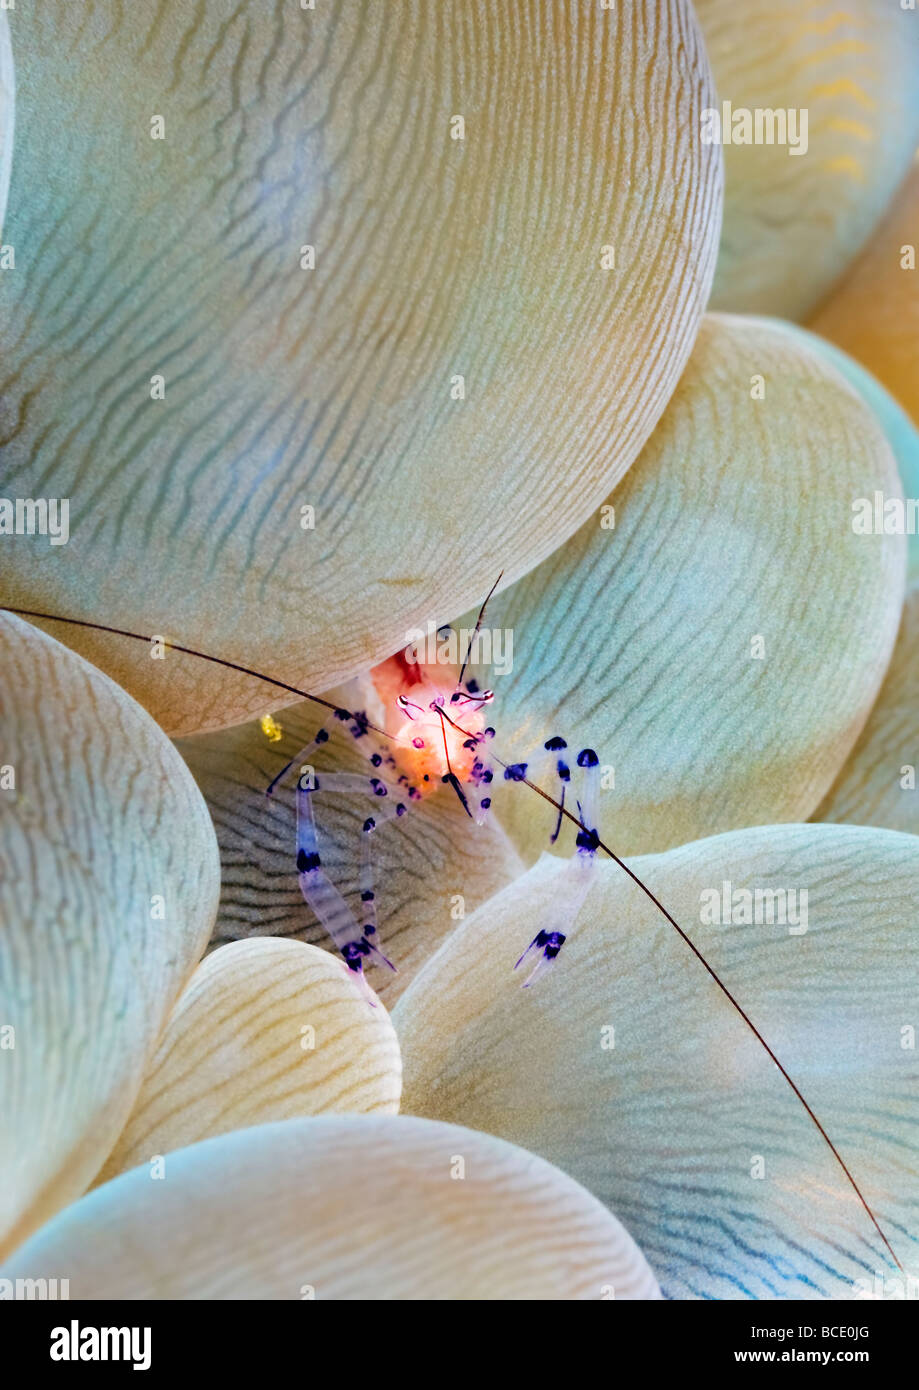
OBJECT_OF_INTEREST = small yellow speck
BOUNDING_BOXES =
[260,714,283,743]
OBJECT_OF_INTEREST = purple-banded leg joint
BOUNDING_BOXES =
[515,928,568,986]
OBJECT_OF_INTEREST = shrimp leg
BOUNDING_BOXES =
[514,748,600,985]
[296,782,395,997]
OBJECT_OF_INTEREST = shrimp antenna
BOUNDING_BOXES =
[458,570,503,689]
[0,601,903,1271]
[1,606,389,738]
[492,752,904,1275]
[435,705,472,819]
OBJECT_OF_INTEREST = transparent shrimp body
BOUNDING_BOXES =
[264,646,493,997]
[266,637,600,994]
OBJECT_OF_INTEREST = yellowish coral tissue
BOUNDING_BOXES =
[259,713,284,744]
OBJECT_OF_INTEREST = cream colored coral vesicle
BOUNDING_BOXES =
[95,939,402,1184]
[699,0,919,319]
[0,0,721,733]
[2,1115,661,1300]
[0,615,220,1261]
[393,824,919,1299]
[476,314,905,860]
[810,162,919,430]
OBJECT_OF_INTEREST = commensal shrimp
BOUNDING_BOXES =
[264,576,603,992]
[0,599,904,1271]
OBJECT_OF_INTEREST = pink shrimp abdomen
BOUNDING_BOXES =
[370,649,487,794]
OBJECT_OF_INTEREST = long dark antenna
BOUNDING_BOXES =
[494,755,904,1274]
[458,570,503,688]
[0,600,903,1271]
[1,606,389,738]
